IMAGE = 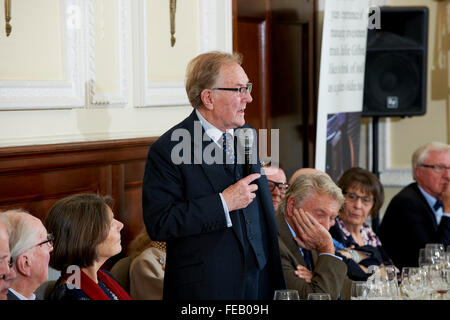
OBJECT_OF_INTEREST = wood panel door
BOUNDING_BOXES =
[234,0,317,179]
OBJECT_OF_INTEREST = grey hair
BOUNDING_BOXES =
[412,141,450,180]
[0,212,12,237]
[185,51,243,109]
[2,209,41,260]
[277,173,345,216]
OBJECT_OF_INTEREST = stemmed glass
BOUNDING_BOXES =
[425,243,445,264]
[400,267,426,299]
[273,289,300,300]
[428,263,448,300]
[418,248,431,267]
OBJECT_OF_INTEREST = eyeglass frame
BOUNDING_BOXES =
[30,233,54,250]
[211,83,252,95]
[343,191,373,205]
[0,255,13,269]
[418,164,450,173]
[267,180,289,193]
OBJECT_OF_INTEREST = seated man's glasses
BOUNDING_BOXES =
[0,256,13,269]
[419,164,450,173]
[344,192,373,205]
[32,233,54,249]
[268,180,289,193]
[211,83,252,96]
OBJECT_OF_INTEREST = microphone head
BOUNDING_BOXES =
[236,128,254,149]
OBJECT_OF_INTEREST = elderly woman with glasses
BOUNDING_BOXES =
[44,193,131,300]
[329,167,396,281]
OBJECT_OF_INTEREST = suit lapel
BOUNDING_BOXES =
[413,183,438,229]
[276,212,306,266]
[186,110,228,194]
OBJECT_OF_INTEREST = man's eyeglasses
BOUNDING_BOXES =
[32,233,54,249]
[0,256,13,269]
[344,192,373,205]
[419,164,450,173]
[268,180,289,193]
[211,83,252,96]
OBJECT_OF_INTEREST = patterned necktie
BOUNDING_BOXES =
[222,132,235,176]
[433,199,443,211]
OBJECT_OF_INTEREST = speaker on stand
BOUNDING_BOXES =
[362,6,428,233]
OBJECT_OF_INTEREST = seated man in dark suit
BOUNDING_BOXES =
[142,51,286,300]
[276,173,352,300]
[378,141,450,269]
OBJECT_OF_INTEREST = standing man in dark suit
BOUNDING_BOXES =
[142,51,286,300]
[378,141,450,269]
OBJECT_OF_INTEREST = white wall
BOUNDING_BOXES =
[0,0,232,147]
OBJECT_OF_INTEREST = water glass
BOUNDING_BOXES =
[351,281,368,300]
[307,293,331,300]
[273,289,300,300]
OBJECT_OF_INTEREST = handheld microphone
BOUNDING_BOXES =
[244,135,252,177]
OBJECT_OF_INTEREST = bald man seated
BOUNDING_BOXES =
[264,166,288,211]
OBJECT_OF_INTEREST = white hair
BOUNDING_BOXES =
[2,209,41,260]
[412,141,450,180]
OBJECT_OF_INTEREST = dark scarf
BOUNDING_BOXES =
[62,269,132,300]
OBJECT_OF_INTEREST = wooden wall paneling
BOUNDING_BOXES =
[0,137,156,268]
[235,0,317,178]
[237,18,269,130]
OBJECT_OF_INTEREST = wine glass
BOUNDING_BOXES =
[273,289,300,300]
[384,265,400,298]
[400,267,425,299]
[351,281,368,300]
[425,243,445,264]
[418,248,431,267]
[428,263,448,300]
[307,293,331,300]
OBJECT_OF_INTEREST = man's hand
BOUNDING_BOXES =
[294,264,313,283]
[222,173,260,211]
[287,207,334,254]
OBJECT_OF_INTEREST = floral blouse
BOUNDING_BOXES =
[336,217,382,248]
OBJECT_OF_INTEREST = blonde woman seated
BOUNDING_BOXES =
[128,227,166,300]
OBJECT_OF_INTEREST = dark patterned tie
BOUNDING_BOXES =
[222,132,235,176]
[433,199,443,211]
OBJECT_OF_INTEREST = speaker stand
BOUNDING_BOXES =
[371,116,380,233]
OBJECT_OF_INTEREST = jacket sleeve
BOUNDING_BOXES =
[142,139,228,242]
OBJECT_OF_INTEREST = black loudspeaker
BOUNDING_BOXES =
[362,7,428,117]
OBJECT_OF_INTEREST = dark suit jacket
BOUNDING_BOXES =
[142,110,286,300]
[276,212,352,300]
[378,182,450,269]
[7,289,20,300]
